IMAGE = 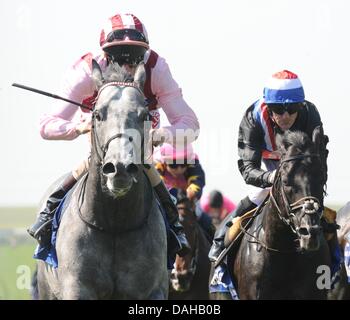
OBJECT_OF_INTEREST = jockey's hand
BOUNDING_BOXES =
[186,188,199,207]
[75,118,92,135]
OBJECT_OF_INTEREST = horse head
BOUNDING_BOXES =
[170,190,198,292]
[271,130,326,251]
[91,60,151,198]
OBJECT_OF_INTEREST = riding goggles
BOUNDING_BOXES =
[267,103,303,115]
[106,29,148,44]
[167,163,187,169]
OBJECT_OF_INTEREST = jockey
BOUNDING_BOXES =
[28,13,200,257]
[200,190,236,225]
[153,143,215,240]
[154,143,205,202]
[208,70,332,262]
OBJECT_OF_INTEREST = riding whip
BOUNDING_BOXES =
[12,83,93,111]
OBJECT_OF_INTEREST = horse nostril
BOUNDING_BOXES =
[102,162,116,175]
[126,163,138,175]
[298,227,309,236]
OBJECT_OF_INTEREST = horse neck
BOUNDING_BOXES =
[262,200,297,251]
[81,156,149,232]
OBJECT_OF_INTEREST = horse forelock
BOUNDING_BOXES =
[278,131,315,158]
[104,62,134,83]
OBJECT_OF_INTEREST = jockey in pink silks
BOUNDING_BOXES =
[28,13,200,257]
[200,190,236,223]
[153,143,205,202]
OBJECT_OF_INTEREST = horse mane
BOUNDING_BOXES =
[103,62,134,83]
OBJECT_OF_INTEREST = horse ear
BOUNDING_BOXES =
[91,59,104,89]
[134,62,146,90]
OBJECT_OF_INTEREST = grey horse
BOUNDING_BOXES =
[36,61,168,299]
[328,202,350,300]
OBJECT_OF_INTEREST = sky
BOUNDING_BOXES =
[1,0,349,207]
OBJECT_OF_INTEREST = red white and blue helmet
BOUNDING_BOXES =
[263,70,305,104]
[100,13,149,50]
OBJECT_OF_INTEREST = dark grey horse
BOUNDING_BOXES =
[223,130,330,299]
[328,202,350,300]
[36,61,168,299]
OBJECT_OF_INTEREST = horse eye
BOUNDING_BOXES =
[94,111,102,121]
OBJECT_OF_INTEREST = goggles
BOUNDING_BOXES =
[167,163,187,169]
[267,103,303,115]
[106,28,148,44]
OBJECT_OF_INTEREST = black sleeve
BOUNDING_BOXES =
[237,104,274,188]
[302,101,329,184]
[303,101,322,136]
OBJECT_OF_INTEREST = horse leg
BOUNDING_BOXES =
[37,262,57,300]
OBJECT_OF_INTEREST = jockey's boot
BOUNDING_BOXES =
[154,181,191,257]
[208,196,256,262]
[27,173,77,245]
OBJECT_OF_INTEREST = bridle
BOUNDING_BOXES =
[239,152,324,253]
[77,81,152,233]
[269,153,323,235]
[91,81,150,165]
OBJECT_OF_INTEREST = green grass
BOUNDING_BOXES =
[0,207,38,299]
[0,207,36,229]
[0,244,37,300]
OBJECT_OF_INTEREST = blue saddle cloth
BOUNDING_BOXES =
[209,260,239,300]
[33,192,174,269]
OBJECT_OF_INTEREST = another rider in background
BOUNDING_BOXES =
[200,190,236,227]
[28,13,200,257]
[208,70,337,264]
[154,143,215,241]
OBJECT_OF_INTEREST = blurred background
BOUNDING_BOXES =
[1,0,349,299]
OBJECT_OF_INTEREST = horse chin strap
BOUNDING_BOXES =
[269,153,322,234]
